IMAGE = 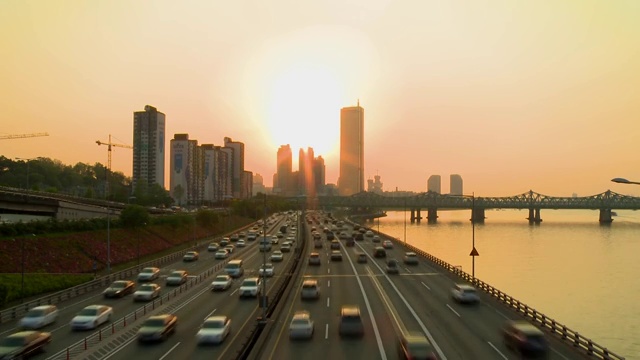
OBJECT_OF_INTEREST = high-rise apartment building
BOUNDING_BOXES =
[299,147,315,196]
[339,102,364,196]
[132,105,165,191]
[224,137,246,199]
[201,144,229,203]
[313,155,325,195]
[427,175,442,194]
[169,134,198,206]
[276,145,293,195]
[450,174,463,195]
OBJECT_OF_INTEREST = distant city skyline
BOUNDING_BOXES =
[2,1,639,197]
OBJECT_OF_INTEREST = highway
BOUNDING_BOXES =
[257,214,592,360]
[0,214,294,360]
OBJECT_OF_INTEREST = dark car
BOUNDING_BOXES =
[338,305,364,337]
[103,280,135,298]
[503,320,548,358]
[326,232,335,240]
[356,253,367,263]
[346,238,355,247]
[354,232,364,241]
[398,332,437,360]
[373,247,386,258]
[137,314,178,342]
[330,240,340,249]
[330,250,343,261]
[0,331,51,359]
[386,259,400,274]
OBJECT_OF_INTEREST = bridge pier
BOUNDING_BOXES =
[470,208,485,224]
[527,208,542,224]
[427,208,438,224]
[599,209,613,224]
[410,208,422,223]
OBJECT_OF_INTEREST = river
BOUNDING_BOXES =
[372,209,640,359]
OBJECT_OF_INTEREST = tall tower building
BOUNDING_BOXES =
[169,134,198,206]
[299,147,315,196]
[339,102,364,196]
[132,105,165,191]
[313,155,325,195]
[276,144,293,196]
[223,137,245,199]
[427,175,442,194]
[450,174,463,195]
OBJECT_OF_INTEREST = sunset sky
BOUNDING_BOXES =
[2,0,639,197]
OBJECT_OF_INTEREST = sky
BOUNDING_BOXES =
[1,0,639,197]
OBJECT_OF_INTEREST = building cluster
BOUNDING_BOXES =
[427,174,463,195]
[132,105,252,207]
[272,145,326,196]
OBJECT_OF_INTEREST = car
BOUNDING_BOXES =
[211,275,233,291]
[237,239,246,247]
[382,240,394,249]
[339,305,364,337]
[330,250,343,261]
[166,270,188,286]
[137,314,177,342]
[215,249,229,259]
[502,320,548,357]
[373,247,387,258]
[281,243,291,252]
[207,242,220,252]
[289,311,314,340]
[239,231,246,239]
[137,267,161,282]
[372,235,381,243]
[133,283,161,301]
[314,240,323,248]
[197,316,231,345]
[103,280,135,298]
[356,253,367,263]
[365,230,374,238]
[183,251,199,262]
[451,284,480,304]
[354,232,365,241]
[404,252,419,265]
[19,305,58,329]
[276,233,284,239]
[239,277,262,298]
[326,232,335,240]
[259,263,275,277]
[398,332,437,360]
[339,232,350,240]
[330,240,340,249]
[271,250,284,262]
[300,279,320,300]
[224,245,235,254]
[308,252,321,266]
[386,259,400,274]
[230,234,239,242]
[0,331,51,359]
[346,238,355,247]
[70,305,113,330]
[220,238,230,246]
[224,259,244,278]
[286,236,296,243]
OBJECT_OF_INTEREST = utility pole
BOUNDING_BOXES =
[260,193,268,324]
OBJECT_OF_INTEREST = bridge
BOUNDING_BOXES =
[0,212,625,359]
[312,190,640,224]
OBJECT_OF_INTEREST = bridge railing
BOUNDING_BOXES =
[385,235,625,360]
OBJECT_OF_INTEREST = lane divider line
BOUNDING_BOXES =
[446,304,461,318]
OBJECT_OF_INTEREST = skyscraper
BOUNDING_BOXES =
[132,105,165,191]
[427,175,442,194]
[299,147,315,196]
[276,144,293,195]
[313,155,325,195]
[169,134,198,206]
[450,174,463,195]
[339,102,364,196]
[224,137,245,199]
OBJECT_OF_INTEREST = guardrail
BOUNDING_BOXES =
[378,232,625,360]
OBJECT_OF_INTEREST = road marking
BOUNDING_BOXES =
[204,308,217,320]
[550,347,571,359]
[405,268,412,273]
[159,342,181,360]
[446,304,461,317]
[327,297,330,307]
[366,266,407,334]
[487,341,508,359]
[102,335,140,359]
[421,281,431,290]
[327,268,330,274]
[230,288,238,296]
[325,323,329,339]
[327,280,331,287]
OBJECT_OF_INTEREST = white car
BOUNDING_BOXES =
[215,249,229,259]
[137,267,160,282]
[451,284,480,304]
[70,305,113,330]
[19,305,58,329]
[237,239,246,247]
[382,240,394,249]
[211,275,233,291]
[372,235,381,243]
[258,263,274,277]
[207,243,220,252]
[224,245,235,254]
[365,230,374,237]
[289,310,314,340]
[134,283,162,301]
[238,277,262,298]
[270,250,284,262]
[197,316,231,344]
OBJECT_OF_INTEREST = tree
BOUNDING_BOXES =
[173,184,185,206]
[196,209,219,228]
[119,205,150,228]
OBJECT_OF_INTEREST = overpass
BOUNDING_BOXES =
[308,190,640,224]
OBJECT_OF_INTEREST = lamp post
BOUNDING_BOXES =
[611,178,640,185]
[403,196,407,244]
[21,237,25,303]
[106,207,111,274]
[15,157,41,191]
[260,193,268,324]
[470,193,477,281]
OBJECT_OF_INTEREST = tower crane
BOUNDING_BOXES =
[0,132,49,140]
[96,134,133,197]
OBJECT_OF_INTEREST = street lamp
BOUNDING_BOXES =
[451,193,479,281]
[15,157,42,191]
[260,193,268,324]
[611,178,640,185]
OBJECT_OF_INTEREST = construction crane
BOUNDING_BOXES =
[96,134,133,197]
[0,132,49,140]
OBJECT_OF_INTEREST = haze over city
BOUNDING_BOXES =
[2,1,639,196]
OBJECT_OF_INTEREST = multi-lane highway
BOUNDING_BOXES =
[257,214,591,360]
